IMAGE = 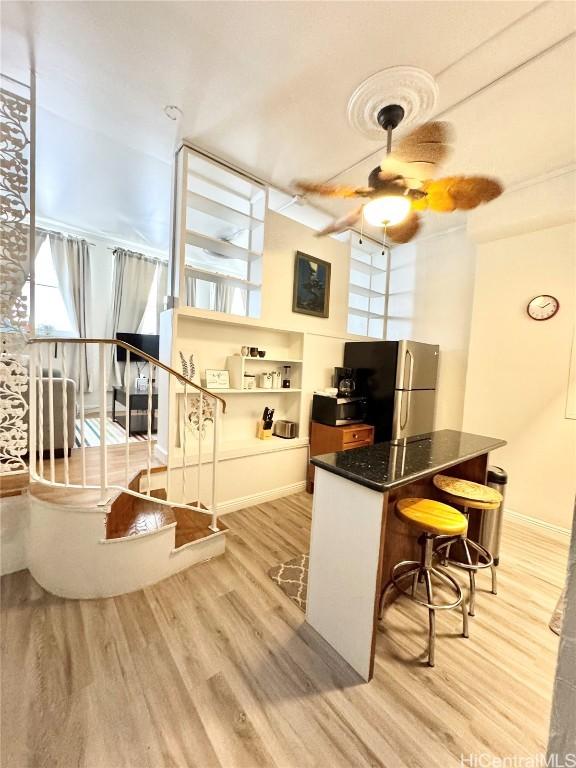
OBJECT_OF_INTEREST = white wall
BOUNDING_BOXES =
[262,211,351,336]
[0,493,29,575]
[463,174,576,529]
[388,227,477,430]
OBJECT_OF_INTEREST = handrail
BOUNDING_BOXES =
[27,337,227,412]
[27,336,225,532]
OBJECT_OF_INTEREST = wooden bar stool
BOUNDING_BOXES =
[379,497,469,667]
[432,474,503,617]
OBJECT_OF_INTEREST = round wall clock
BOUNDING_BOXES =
[526,295,559,321]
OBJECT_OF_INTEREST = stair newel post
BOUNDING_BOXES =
[61,343,69,486]
[197,391,203,509]
[182,381,187,505]
[98,342,108,504]
[146,365,153,496]
[36,347,44,479]
[48,343,55,482]
[28,344,37,479]
[209,396,220,533]
[124,349,130,488]
[79,341,86,485]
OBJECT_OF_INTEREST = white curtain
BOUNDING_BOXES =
[185,268,197,307]
[214,279,235,313]
[49,232,92,390]
[109,248,156,385]
[156,261,168,327]
[184,269,240,314]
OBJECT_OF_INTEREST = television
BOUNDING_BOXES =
[116,333,160,364]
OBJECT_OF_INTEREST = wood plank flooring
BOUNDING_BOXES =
[1,493,569,768]
[30,443,165,507]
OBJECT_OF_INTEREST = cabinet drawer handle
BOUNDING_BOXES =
[353,433,358,439]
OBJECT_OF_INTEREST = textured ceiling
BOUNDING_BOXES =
[1,1,575,248]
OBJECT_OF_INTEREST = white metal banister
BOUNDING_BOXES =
[48,346,55,483]
[98,343,108,504]
[27,337,226,531]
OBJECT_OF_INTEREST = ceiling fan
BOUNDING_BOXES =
[293,104,503,245]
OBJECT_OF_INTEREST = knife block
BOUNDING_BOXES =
[256,420,273,440]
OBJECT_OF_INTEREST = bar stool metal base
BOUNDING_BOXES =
[435,535,496,617]
[379,534,469,667]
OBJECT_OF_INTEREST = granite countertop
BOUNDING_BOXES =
[310,429,506,492]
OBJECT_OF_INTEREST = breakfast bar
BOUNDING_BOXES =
[306,429,506,681]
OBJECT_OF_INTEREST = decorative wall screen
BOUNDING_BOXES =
[0,72,35,473]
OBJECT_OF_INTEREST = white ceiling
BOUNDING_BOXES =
[2,1,575,249]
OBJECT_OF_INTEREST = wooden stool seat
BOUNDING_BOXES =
[396,498,468,537]
[433,475,502,510]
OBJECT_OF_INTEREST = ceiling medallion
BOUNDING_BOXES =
[347,66,439,140]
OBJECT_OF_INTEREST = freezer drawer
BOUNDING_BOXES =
[392,389,436,441]
[396,340,439,390]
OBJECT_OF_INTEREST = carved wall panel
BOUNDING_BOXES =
[0,74,34,473]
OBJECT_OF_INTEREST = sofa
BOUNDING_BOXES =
[25,372,76,459]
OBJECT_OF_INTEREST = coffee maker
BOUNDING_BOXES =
[333,367,356,397]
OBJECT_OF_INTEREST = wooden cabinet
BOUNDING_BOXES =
[306,421,375,493]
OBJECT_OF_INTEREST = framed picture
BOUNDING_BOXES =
[205,369,230,389]
[292,251,331,318]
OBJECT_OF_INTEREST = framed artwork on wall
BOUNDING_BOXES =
[292,251,331,318]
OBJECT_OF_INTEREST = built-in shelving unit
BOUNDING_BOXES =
[347,233,390,339]
[159,310,308,467]
[175,147,267,320]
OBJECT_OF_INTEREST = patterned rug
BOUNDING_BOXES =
[75,417,148,448]
[268,554,309,612]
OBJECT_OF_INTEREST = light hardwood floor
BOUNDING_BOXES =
[1,493,568,768]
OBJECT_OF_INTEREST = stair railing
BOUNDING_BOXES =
[27,337,226,532]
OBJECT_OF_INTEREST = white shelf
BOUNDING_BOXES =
[347,307,385,320]
[242,357,303,364]
[348,283,385,299]
[350,259,386,276]
[175,385,301,395]
[186,190,264,230]
[184,265,261,291]
[169,435,309,466]
[185,229,262,263]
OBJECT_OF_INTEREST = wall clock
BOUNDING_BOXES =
[526,295,559,321]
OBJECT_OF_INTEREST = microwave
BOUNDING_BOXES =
[312,394,367,427]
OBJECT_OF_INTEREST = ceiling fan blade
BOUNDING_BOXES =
[380,121,454,184]
[445,175,503,210]
[386,210,421,244]
[423,175,503,212]
[293,180,374,198]
[315,206,363,237]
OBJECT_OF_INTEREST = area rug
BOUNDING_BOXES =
[268,554,309,612]
[74,417,148,448]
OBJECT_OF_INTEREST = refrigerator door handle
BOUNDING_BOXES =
[406,348,414,390]
[400,389,411,430]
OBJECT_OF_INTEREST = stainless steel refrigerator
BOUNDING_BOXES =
[343,340,439,443]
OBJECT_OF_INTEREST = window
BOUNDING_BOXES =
[180,149,265,318]
[347,234,390,339]
[22,236,76,335]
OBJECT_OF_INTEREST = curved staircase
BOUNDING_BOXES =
[26,337,228,599]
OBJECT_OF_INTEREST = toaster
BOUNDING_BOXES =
[273,420,298,439]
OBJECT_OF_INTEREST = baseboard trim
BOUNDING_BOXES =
[216,481,307,515]
[505,507,572,536]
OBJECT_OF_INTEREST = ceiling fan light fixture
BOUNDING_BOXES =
[363,195,411,227]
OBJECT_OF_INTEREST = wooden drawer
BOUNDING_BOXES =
[307,421,375,493]
[342,425,374,446]
[343,438,372,451]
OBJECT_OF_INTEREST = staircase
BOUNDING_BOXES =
[26,337,228,599]
[105,467,228,548]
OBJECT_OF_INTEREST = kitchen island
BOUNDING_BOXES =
[306,429,506,681]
